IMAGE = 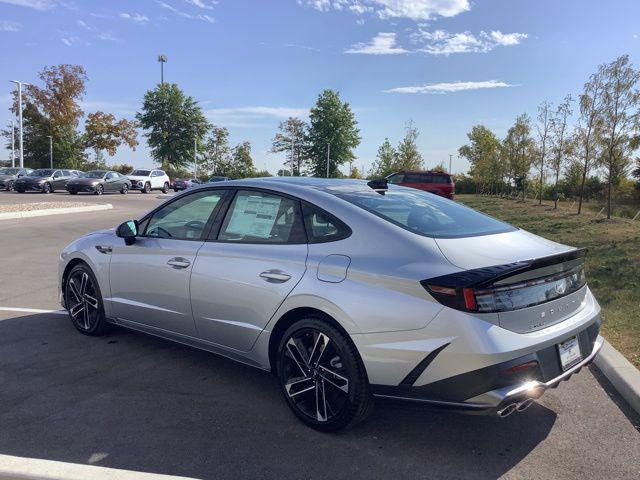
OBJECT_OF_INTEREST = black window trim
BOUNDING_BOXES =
[301,201,352,244]
[208,187,308,245]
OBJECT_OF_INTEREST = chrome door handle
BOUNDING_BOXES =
[167,257,191,269]
[259,270,291,283]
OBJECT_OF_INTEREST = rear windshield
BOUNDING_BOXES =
[390,173,452,184]
[338,187,516,238]
[131,170,151,176]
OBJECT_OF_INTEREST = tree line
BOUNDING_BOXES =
[458,55,640,219]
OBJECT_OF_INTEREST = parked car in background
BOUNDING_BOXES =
[387,170,455,199]
[14,169,74,193]
[173,178,202,192]
[0,167,32,191]
[66,170,131,195]
[208,176,231,183]
[58,177,602,431]
[128,169,170,194]
[69,170,84,177]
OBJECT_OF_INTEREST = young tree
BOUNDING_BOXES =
[306,89,360,177]
[203,126,231,175]
[137,83,210,170]
[549,95,573,208]
[576,65,606,214]
[219,141,256,179]
[369,138,397,178]
[271,117,309,176]
[109,163,134,175]
[458,125,502,194]
[598,55,640,219]
[535,101,552,204]
[395,122,424,171]
[503,114,534,201]
[84,111,138,162]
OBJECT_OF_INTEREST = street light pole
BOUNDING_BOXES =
[11,80,30,169]
[11,120,15,168]
[158,54,167,85]
[47,136,53,168]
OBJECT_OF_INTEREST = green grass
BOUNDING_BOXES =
[457,194,640,368]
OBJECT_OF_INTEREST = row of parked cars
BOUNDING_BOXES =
[0,167,230,195]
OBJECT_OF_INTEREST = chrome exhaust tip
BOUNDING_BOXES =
[516,398,535,412]
[497,403,517,418]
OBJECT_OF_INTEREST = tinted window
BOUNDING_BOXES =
[338,187,516,238]
[302,203,351,243]
[131,170,151,176]
[218,190,304,244]
[106,172,117,179]
[0,168,20,175]
[144,190,226,240]
[62,170,70,176]
[29,169,54,177]
[387,174,404,184]
[85,171,107,179]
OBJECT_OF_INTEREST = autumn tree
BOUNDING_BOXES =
[84,111,138,162]
[395,122,424,171]
[535,101,552,204]
[271,117,309,176]
[137,83,210,171]
[598,55,640,219]
[458,125,502,194]
[369,138,397,178]
[306,90,360,177]
[503,114,535,200]
[549,95,573,208]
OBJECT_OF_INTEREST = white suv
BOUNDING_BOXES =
[128,169,171,194]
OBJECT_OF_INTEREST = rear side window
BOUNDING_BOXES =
[218,190,306,244]
[302,203,351,243]
[337,188,515,238]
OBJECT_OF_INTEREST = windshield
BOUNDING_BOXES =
[0,168,20,175]
[338,187,516,238]
[83,171,107,179]
[29,169,54,177]
[131,169,151,176]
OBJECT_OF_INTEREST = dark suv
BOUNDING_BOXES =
[387,171,455,199]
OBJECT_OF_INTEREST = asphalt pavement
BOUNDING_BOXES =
[0,190,639,479]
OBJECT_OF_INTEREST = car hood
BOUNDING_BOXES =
[433,229,575,270]
[128,176,150,181]
[17,176,49,182]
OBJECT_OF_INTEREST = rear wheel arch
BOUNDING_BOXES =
[268,307,361,374]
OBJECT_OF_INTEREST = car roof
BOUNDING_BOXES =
[393,170,452,175]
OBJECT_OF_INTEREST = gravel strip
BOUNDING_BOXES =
[0,202,96,213]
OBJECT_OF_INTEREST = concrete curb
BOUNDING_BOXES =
[0,203,112,221]
[0,454,199,480]
[594,339,640,415]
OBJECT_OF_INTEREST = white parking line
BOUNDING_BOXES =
[0,307,66,315]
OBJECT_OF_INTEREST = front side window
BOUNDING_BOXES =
[387,173,404,184]
[29,169,54,177]
[85,171,106,179]
[131,169,151,177]
[338,187,516,238]
[218,190,305,243]
[144,190,226,240]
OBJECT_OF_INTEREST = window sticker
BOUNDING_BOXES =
[225,195,282,239]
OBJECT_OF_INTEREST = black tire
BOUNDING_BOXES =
[6,181,14,192]
[174,188,179,193]
[69,191,78,195]
[120,184,129,194]
[95,184,104,195]
[16,188,25,193]
[42,182,51,194]
[142,182,151,194]
[277,317,373,432]
[162,182,169,194]
[64,263,109,336]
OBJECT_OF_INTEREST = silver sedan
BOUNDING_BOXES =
[58,177,603,431]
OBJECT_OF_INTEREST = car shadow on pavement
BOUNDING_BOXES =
[0,312,556,480]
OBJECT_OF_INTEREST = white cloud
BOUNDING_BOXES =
[345,32,408,55]
[0,0,54,10]
[0,20,22,32]
[385,80,515,94]
[302,0,469,21]
[97,31,120,42]
[184,0,216,9]
[158,1,215,23]
[60,36,78,46]
[119,12,150,24]
[414,29,527,55]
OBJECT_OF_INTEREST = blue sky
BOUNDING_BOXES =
[1,0,639,174]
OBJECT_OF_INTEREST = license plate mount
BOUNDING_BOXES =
[558,336,582,371]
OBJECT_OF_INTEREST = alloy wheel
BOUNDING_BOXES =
[96,185,103,195]
[7,181,14,191]
[66,270,100,332]
[280,328,350,423]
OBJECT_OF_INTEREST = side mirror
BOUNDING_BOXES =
[116,220,138,245]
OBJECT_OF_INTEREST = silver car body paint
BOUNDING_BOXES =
[59,177,602,411]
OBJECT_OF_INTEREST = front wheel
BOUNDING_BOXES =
[120,184,129,194]
[162,182,169,194]
[64,264,108,336]
[277,318,373,431]
[142,182,151,194]
[42,182,51,194]
[6,181,14,191]
[95,184,104,195]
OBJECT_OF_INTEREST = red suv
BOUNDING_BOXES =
[386,171,455,199]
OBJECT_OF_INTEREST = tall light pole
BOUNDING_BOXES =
[11,120,15,168]
[449,154,452,174]
[11,80,30,169]
[47,135,53,168]
[158,54,167,85]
